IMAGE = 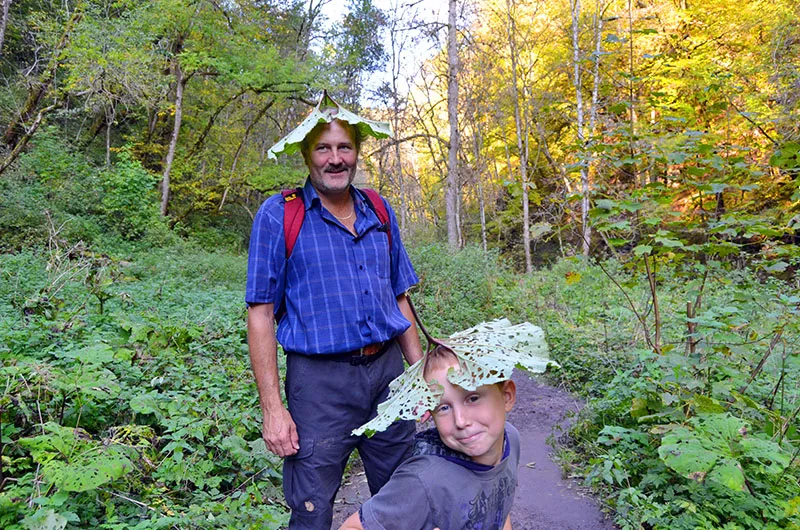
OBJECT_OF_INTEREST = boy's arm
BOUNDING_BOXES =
[339,512,364,530]
[503,515,512,530]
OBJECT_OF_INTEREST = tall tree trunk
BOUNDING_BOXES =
[3,9,82,149]
[161,62,187,216]
[589,1,604,138]
[505,0,532,273]
[472,121,487,252]
[446,0,460,250]
[627,0,639,187]
[572,0,591,257]
[0,0,11,57]
[105,104,115,167]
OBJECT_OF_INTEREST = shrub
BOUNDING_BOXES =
[101,149,162,240]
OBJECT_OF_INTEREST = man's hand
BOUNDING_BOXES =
[263,405,299,457]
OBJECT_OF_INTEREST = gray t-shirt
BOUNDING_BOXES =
[359,422,520,530]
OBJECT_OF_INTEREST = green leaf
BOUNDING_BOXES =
[740,437,791,474]
[706,458,746,491]
[654,236,684,248]
[46,449,132,492]
[634,245,652,256]
[354,319,554,436]
[764,261,789,272]
[130,391,165,417]
[63,344,116,365]
[595,199,617,210]
[268,91,392,159]
[630,397,650,418]
[659,428,718,476]
[692,395,725,414]
[21,508,69,530]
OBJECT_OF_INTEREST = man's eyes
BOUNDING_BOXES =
[315,145,352,151]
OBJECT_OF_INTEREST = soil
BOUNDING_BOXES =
[331,371,618,529]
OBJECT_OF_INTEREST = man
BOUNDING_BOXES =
[246,91,423,529]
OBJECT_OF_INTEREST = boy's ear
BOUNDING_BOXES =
[501,380,516,412]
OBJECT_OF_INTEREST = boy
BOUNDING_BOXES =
[339,346,519,530]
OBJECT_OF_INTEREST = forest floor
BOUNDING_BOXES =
[331,371,619,529]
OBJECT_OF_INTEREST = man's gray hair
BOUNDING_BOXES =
[299,119,363,161]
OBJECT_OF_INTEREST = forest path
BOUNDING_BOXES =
[330,371,618,529]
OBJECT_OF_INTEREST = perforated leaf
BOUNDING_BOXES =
[353,319,555,436]
[267,90,392,159]
[45,448,132,492]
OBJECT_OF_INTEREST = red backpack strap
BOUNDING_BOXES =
[282,188,304,259]
[361,188,392,249]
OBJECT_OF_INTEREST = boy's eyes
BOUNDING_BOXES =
[434,394,480,414]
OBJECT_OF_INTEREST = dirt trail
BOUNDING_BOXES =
[331,371,618,529]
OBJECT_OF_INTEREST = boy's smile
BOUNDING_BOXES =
[428,362,516,466]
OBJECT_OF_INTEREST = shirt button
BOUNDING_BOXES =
[359,265,364,270]
[364,290,369,295]
[367,316,373,321]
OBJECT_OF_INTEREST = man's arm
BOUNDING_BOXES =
[503,514,512,529]
[247,303,299,457]
[395,293,423,365]
[338,512,364,530]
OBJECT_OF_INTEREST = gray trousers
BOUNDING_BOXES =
[282,341,415,529]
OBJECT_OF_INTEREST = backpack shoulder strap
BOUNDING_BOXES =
[360,188,392,249]
[282,188,304,259]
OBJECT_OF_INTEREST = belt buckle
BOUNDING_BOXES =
[360,342,381,357]
[350,342,382,365]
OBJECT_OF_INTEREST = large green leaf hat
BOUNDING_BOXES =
[267,90,393,160]
[353,318,559,436]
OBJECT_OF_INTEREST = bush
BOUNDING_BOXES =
[101,149,162,240]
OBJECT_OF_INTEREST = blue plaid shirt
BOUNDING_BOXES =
[246,179,419,355]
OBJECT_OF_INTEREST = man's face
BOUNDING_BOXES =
[427,361,516,466]
[304,120,358,198]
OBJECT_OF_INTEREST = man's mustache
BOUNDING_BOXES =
[324,164,350,173]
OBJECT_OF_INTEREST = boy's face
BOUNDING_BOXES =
[427,361,516,466]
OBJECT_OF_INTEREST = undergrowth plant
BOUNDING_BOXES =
[1,246,287,530]
[538,256,800,529]
[2,235,797,529]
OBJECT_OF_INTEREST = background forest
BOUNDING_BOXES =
[1,0,799,529]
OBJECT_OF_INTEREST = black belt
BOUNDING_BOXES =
[321,339,395,365]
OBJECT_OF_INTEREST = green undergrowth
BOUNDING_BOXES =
[2,242,798,529]
[529,259,800,530]
[1,245,287,529]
